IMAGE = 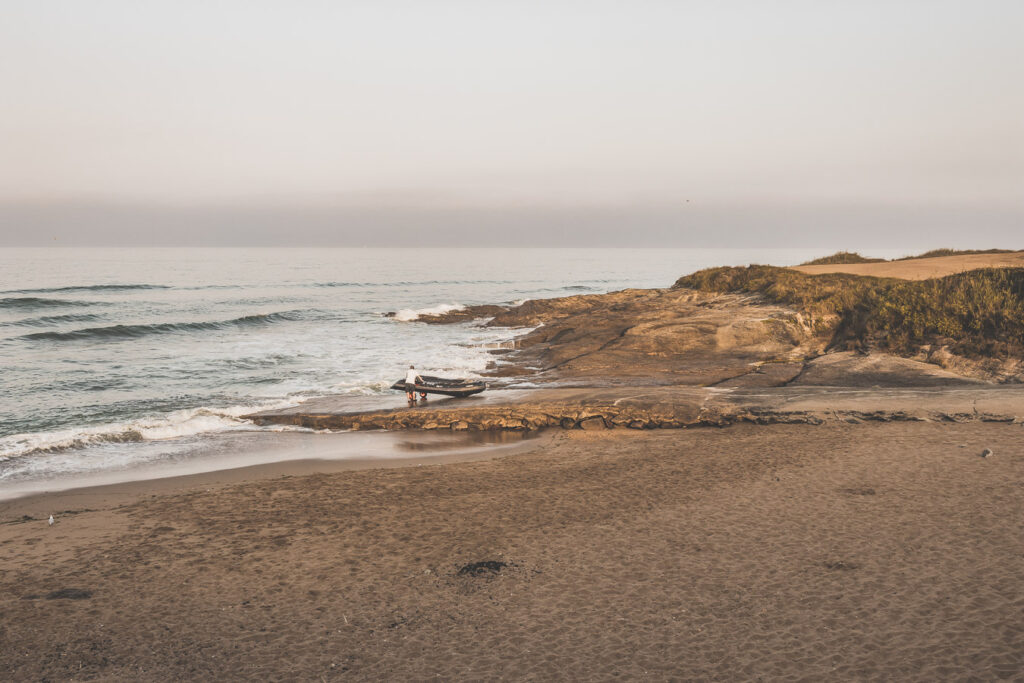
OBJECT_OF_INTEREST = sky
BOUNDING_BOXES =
[0,0,1021,247]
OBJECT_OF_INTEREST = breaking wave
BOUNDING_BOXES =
[6,283,171,294]
[2,313,105,327]
[315,279,525,288]
[391,303,465,322]
[0,296,103,310]
[0,401,300,462]
[20,311,305,342]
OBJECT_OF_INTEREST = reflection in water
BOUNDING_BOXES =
[394,430,538,453]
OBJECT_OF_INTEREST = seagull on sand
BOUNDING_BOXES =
[48,515,54,526]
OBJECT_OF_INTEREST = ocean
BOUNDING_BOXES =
[0,246,876,491]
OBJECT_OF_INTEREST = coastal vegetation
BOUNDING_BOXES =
[801,248,1016,266]
[674,265,891,320]
[894,248,1015,260]
[799,251,885,266]
[673,266,1024,358]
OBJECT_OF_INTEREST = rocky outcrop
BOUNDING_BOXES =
[411,305,508,324]
[245,386,1024,432]
[406,280,1024,386]
[787,351,987,388]
[263,259,1024,435]
[416,289,827,387]
[920,346,1024,384]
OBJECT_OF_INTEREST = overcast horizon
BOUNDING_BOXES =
[2,1,1021,247]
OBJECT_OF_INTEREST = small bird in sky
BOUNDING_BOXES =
[48,515,54,526]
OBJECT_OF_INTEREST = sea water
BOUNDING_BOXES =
[0,247,893,487]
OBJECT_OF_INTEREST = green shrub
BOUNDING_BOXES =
[800,251,885,266]
[894,248,1015,261]
[673,266,1024,358]
[673,265,892,319]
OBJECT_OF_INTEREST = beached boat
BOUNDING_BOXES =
[391,375,487,398]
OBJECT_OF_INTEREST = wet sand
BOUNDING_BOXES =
[0,429,535,507]
[2,421,1021,680]
[0,431,540,519]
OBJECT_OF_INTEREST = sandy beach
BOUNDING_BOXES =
[5,0,1024,677]
[4,249,1024,680]
[2,421,1021,680]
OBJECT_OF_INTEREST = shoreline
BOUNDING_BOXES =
[7,249,1024,501]
[3,420,1020,679]
[3,249,1023,678]
[0,429,542,516]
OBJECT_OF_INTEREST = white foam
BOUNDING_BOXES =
[0,306,522,480]
[392,302,464,322]
[0,399,297,462]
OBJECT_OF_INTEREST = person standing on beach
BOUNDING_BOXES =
[405,365,424,403]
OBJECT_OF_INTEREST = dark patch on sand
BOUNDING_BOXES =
[45,588,93,600]
[457,560,508,577]
[823,561,859,571]
[2,515,37,525]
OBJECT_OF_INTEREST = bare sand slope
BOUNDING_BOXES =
[792,251,1024,280]
[2,422,1021,681]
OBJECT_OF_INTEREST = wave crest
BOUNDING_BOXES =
[0,297,102,310]
[5,284,170,294]
[0,403,296,460]
[21,311,304,342]
[391,303,465,322]
[1,313,105,327]
[315,280,518,288]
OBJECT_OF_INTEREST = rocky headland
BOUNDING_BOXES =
[251,250,1024,431]
[421,250,1024,385]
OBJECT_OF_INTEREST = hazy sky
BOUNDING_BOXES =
[1,1,1021,246]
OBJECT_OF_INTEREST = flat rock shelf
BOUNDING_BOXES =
[245,386,1024,432]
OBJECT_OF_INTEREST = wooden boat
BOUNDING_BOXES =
[391,375,486,398]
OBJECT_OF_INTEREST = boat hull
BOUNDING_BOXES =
[391,375,486,398]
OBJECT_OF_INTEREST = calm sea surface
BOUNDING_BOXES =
[0,247,899,485]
